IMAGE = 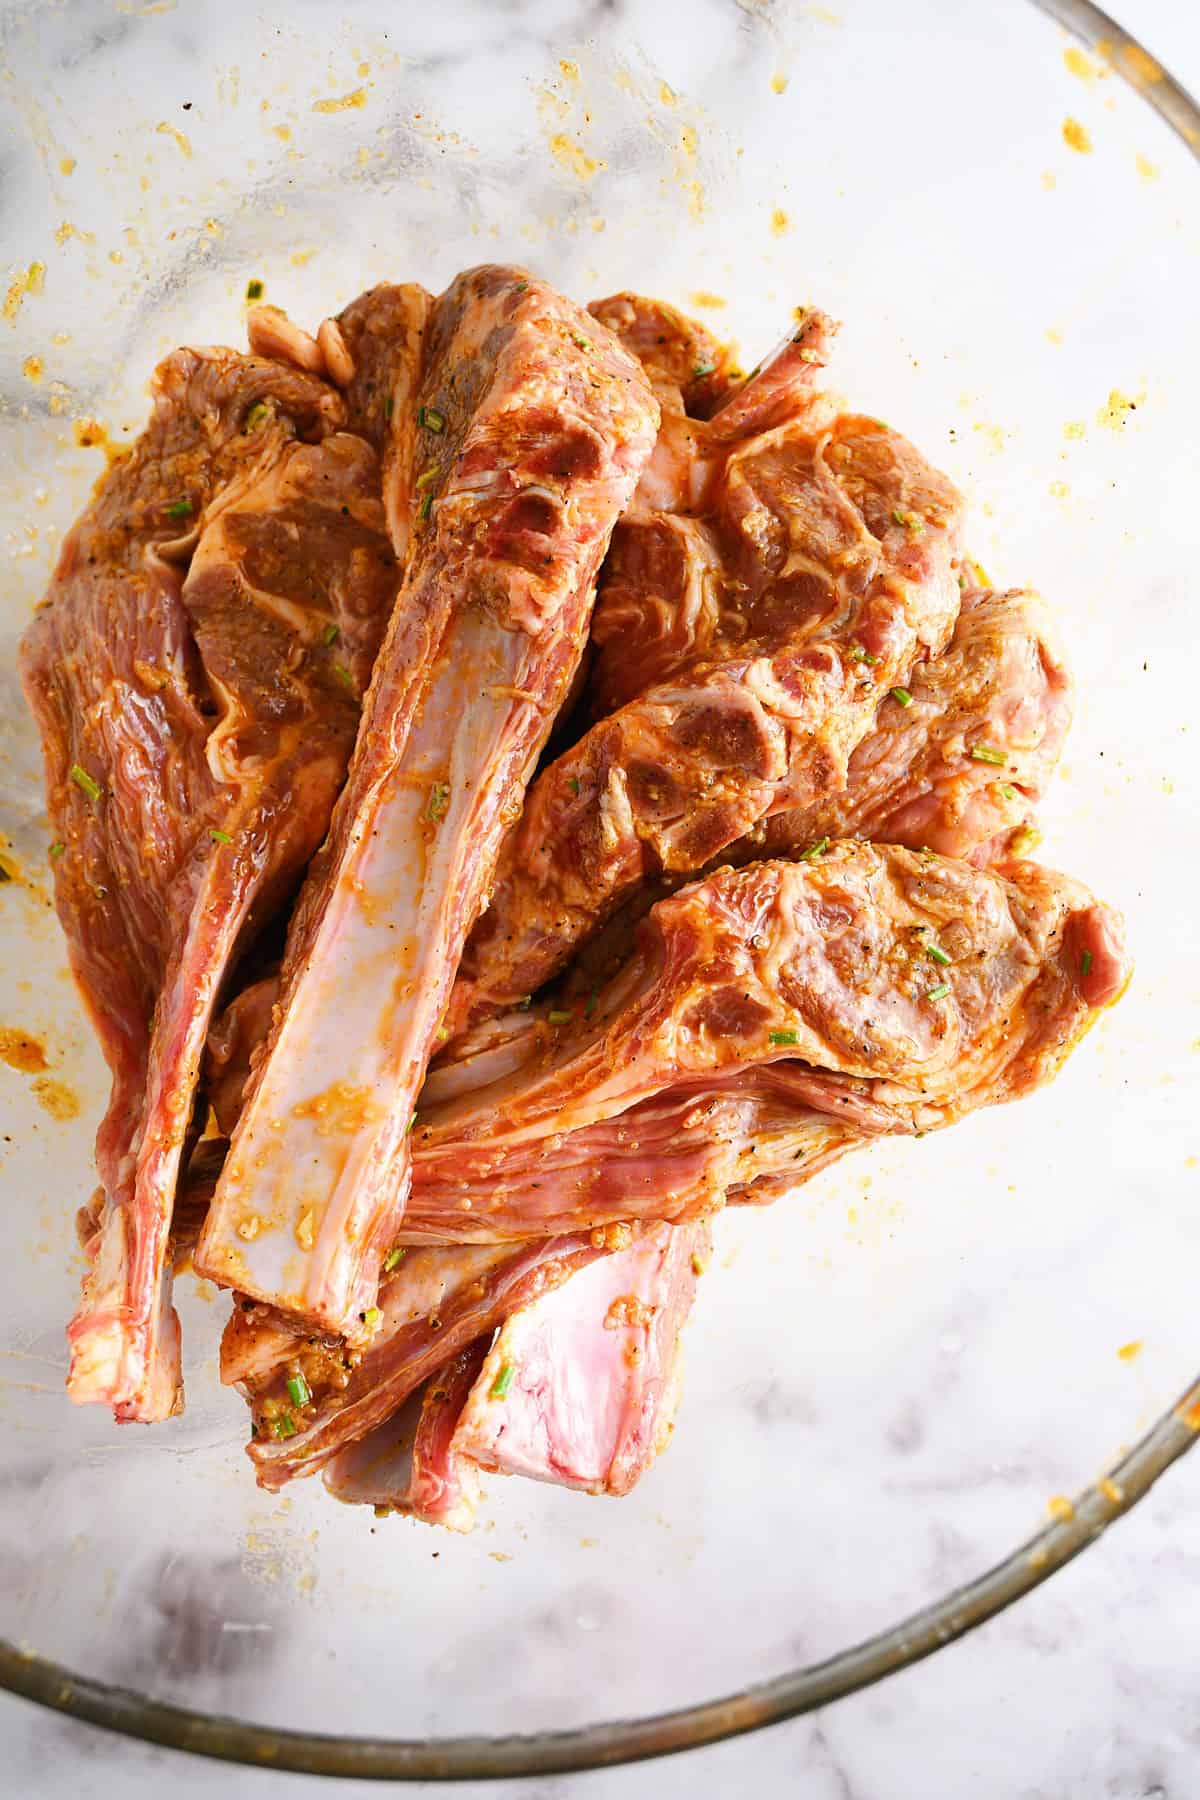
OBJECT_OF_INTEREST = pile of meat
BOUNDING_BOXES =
[21,266,1128,1529]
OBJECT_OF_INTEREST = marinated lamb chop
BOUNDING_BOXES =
[242,1231,629,1490]
[451,1216,711,1496]
[195,267,660,1339]
[324,1341,489,1532]
[452,329,965,1031]
[20,347,402,1420]
[407,845,1127,1242]
[746,585,1073,866]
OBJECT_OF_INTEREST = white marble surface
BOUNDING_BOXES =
[1,0,1199,1794]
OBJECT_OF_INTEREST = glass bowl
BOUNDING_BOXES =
[0,0,1197,1778]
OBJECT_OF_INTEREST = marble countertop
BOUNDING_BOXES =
[1,1,1197,1796]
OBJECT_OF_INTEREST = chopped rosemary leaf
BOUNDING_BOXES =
[165,498,193,519]
[383,394,393,420]
[321,622,340,647]
[769,1029,799,1046]
[925,943,951,966]
[69,764,101,803]
[568,776,580,795]
[270,1412,297,1440]
[797,836,830,862]
[245,278,264,301]
[927,983,952,1002]
[418,406,445,433]
[48,841,66,860]
[286,1373,311,1409]
[890,687,913,708]
[208,828,232,846]
[969,744,1006,766]
[1081,949,1094,978]
[547,1009,573,1025]
[427,781,450,823]
[693,361,716,379]
[363,1306,382,1331]
[383,1246,406,1273]
[489,1362,516,1400]
[418,490,434,522]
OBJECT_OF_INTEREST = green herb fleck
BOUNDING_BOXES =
[243,401,269,434]
[693,360,716,379]
[769,1029,799,1046]
[427,781,450,823]
[69,764,101,803]
[406,1110,418,1135]
[415,466,440,490]
[245,278,264,301]
[892,508,926,535]
[383,1246,406,1273]
[890,687,913,708]
[797,836,830,862]
[333,663,354,688]
[547,1009,573,1025]
[363,1306,382,1331]
[969,744,1007,766]
[924,942,951,966]
[165,498,193,519]
[419,490,434,522]
[847,644,878,666]
[208,828,232,846]
[585,986,599,1018]
[321,622,340,647]
[1081,950,1094,979]
[999,783,1017,801]
[927,983,952,1002]
[286,1373,311,1409]
[48,841,66,860]
[489,1362,516,1400]
[270,1412,298,1440]
[568,776,580,795]
[417,406,445,434]
[383,394,393,420]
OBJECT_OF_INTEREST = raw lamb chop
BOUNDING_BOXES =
[194,267,660,1340]
[451,309,965,1030]
[240,1232,624,1490]
[20,347,398,1420]
[407,844,1127,1242]
[323,1341,489,1532]
[451,1216,711,1496]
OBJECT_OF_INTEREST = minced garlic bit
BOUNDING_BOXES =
[296,1207,316,1251]
[236,1213,262,1242]
[1046,1494,1075,1523]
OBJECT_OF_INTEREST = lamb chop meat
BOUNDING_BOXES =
[323,1340,489,1532]
[241,1231,630,1491]
[19,346,404,1420]
[451,319,965,1031]
[747,585,1073,866]
[194,267,660,1340]
[450,1215,711,1496]
[407,844,1127,1243]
